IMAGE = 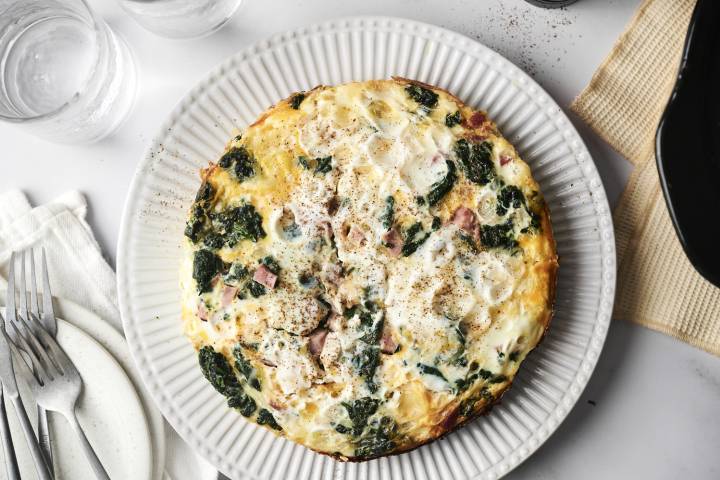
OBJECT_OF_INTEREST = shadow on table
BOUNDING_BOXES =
[507,319,639,478]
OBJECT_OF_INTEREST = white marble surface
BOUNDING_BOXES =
[1,0,718,478]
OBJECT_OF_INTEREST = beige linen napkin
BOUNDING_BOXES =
[572,0,720,356]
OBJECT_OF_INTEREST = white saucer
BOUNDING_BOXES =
[0,295,166,480]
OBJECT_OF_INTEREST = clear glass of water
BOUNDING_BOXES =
[0,0,137,143]
[119,0,243,39]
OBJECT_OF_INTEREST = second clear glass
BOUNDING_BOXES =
[119,0,243,39]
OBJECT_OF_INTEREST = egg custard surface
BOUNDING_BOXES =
[180,78,558,461]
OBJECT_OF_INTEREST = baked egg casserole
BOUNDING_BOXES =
[180,78,558,461]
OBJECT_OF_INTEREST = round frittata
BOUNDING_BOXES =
[180,78,558,461]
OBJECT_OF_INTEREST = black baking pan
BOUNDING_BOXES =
[656,0,720,288]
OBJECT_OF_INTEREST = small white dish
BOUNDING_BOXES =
[0,319,153,480]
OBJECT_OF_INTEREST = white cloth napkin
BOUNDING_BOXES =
[0,190,217,480]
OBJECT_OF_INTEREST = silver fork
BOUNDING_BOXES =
[0,312,53,480]
[7,315,111,480]
[8,249,56,469]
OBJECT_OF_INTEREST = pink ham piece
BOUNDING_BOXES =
[221,285,238,307]
[198,302,209,322]
[468,111,486,128]
[451,206,480,237]
[382,228,403,257]
[380,329,398,354]
[253,265,278,289]
[500,154,512,166]
[308,328,329,356]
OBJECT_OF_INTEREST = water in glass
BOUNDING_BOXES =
[0,0,137,143]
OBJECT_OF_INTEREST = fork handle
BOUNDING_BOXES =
[9,395,53,480]
[37,404,54,469]
[0,391,20,480]
[67,409,110,480]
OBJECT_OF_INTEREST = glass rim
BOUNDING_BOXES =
[0,0,106,123]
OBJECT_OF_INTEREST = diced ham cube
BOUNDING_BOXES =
[382,228,403,257]
[253,265,278,289]
[308,328,329,356]
[221,285,238,307]
[468,111,486,128]
[380,329,399,354]
[198,302,209,322]
[500,154,512,166]
[451,206,481,240]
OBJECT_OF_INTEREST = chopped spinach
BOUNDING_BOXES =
[521,207,542,234]
[298,155,311,169]
[213,203,266,246]
[405,84,438,109]
[496,185,525,216]
[353,345,381,393]
[449,327,468,367]
[260,256,280,275]
[184,205,206,243]
[479,219,518,250]
[431,216,442,231]
[226,391,257,417]
[417,363,448,383]
[198,346,256,416]
[401,222,430,257]
[341,397,380,436]
[193,249,224,293]
[454,139,495,185]
[334,424,351,434]
[509,351,521,362]
[380,196,395,230]
[290,92,306,109]
[257,409,282,430]
[354,416,397,458]
[202,232,225,249]
[478,369,493,380]
[233,344,261,391]
[426,160,457,206]
[218,146,257,182]
[223,262,249,286]
[298,272,319,289]
[315,156,332,174]
[458,231,479,253]
[195,182,215,205]
[247,280,266,298]
[490,374,507,384]
[445,111,462,127]
[298,155,333,174]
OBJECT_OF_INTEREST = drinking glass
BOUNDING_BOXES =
[0,0,137,143]
[119,0,243,39]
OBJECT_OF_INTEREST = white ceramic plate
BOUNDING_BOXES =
[0,319,152,480]
[0,295,166,480]
[118,16,616,480]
